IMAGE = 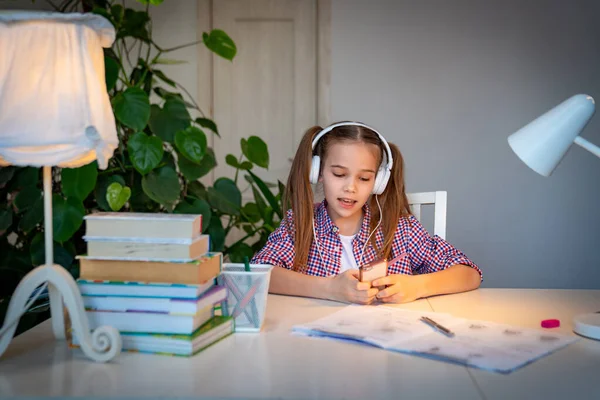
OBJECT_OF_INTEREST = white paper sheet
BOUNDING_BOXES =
[293,305,463,348]
[292,305,579,373]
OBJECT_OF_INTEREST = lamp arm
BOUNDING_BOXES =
[574,136,600,159]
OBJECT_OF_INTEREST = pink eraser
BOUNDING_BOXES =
[541,319,560,328]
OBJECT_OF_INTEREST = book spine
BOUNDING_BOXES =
[78,252,222,284]
[85,235,209,261]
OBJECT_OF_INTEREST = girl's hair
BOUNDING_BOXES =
[283,122,412,272]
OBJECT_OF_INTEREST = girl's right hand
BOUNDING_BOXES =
[327,270,379,304]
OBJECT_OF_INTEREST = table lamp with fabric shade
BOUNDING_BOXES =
[0,11,121,362]
[508,93,600,340]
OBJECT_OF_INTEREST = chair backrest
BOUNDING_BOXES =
[406,191,447,239]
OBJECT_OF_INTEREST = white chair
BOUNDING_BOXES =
[406,191,447,239]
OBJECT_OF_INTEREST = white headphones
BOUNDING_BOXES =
[309,122,393,195]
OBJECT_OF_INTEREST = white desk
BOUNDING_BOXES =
[0,289,599,399]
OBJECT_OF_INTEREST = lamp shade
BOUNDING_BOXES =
[0,11,118,169]
[507,94,596,177]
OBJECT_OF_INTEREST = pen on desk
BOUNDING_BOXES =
[420,316,455,338]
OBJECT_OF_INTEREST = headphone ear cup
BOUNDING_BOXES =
[309,155,321,184]
[372,167,390,195]
[372,170,383,195]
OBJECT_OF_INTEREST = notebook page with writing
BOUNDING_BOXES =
[292,305,464,348]
[395,319,579,373]
[292,305,579,373]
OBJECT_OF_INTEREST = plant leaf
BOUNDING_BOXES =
[119,9,150,42]
[195,117,219,137]
[0,166,16,189]
[0,209,13,236]
[106,182,131,211]
[153,69,176,88]
[152,88,195,107]
[161,151,177,170]
[1,242,33,275]
[240,161,253,170]
[207,214,225,251]
[247,171,282,219]
[227,242,254,263]
[112,87,150,130]
[130,65,153,94]
[52,196,85,243]
[242,202,261,223]
[104,55,120,92]
[175,126,207,163]
[148,98,191,143]
[110,4,124,24]
[95,175,126,211]
[207,178,241,215]
[136,0,164,5]
[203,29,236,61]
[241,136,269,169]
[141,166,181,208]
[174,198,212,233]
[14,186,42,213]
[19,196,43,233]
[153,87,183,100]
[215,178,241,206]
[187,181,207,200]
[178,147,216,181]
[252,186,268,217]
[9,167,39,190]
[154,58,187,65]
[164,97,191,124]
[278,180,288,209]
[128,132,164,175]
[30,233,74,269]
[61,161,98,201]
[244,174,277,188]
[225,154,240,169]
[129,173,156,212]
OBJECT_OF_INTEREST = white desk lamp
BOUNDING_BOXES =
[0,11,121,362]
[508,93,600,340]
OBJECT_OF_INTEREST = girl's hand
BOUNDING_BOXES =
[328,270,378,304]
[372,274,422,304]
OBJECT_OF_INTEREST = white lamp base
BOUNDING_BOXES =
[0,264,121,362]
[573,313,600,340]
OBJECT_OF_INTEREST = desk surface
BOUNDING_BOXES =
[1,289,599,399]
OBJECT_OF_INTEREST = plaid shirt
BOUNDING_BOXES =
[251,200,482,278]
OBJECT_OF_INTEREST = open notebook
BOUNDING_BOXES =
[292,305,579,374]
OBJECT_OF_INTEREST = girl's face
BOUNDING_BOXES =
[320,141,380,224]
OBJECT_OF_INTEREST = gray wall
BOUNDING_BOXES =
[332,0,600,288]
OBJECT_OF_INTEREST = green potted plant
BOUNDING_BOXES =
[0,0,284,335]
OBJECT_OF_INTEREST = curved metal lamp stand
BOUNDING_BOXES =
[0,167,121,362]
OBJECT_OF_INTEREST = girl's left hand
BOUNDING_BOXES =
[372,274,422,304]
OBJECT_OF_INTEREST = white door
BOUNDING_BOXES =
[199,0,330,189]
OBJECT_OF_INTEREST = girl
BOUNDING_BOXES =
[251,121,481,304]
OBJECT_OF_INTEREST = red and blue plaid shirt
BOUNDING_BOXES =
[251,200,482,278]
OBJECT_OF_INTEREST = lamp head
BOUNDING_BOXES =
[508,94,595,176]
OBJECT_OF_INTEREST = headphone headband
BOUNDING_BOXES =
[311,122,393,171]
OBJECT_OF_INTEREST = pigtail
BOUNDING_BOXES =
[283,126,322,272]
[370,142,411,260]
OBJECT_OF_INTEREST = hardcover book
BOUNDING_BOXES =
[84,212,203,241]
[82,285,227,315]
[78,252,222,284]
[84,304,214,335]
[83,234,210,262]
[76,279,215,299]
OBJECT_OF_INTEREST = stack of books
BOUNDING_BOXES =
[70,212,234,357]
